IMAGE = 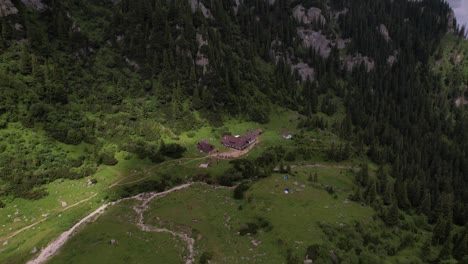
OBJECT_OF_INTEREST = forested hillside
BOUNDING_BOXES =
[0,0,467,262]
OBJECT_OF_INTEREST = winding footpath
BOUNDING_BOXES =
[132,183,196,264]
[26,183,198,264]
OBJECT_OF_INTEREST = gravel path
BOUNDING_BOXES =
[26,182,220,264]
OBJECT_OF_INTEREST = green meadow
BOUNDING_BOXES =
[47,166,374,263]
[1,108,425,264]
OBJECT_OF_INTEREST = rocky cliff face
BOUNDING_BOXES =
[0,0,18,17]
[21,0,47,11]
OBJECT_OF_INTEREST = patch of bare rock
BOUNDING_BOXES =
[293,5,326,25]
[0,0,18,17]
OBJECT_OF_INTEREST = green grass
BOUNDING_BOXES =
[0,155,152,264]
[49,200,183,264]
[0,107,365,263]
[103,167,370,263]
[46,165,373,263]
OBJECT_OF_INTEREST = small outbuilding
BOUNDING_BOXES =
[199,163,210,168]
[282,132,292,139]
[197,141,215,153]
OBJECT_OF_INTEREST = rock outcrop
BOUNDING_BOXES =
[447,10,455,33]
[343,54,375,72]
[293,5,326,25]
[190,0,212,19]
[379,24,391,42]
[297,28,332,58]
[21,0,47,11]
[196,33,209,73]
[0,0,18,17]
[291,63,315,81]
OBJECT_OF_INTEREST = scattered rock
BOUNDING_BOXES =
[329,250,339,263]
[87,179,94,186]
[30,247,38,254]
[196,52,209,73]
[14,23,23,31]
[293,181,299,186]
[387,55,397,66]
[251,240,260,246]
[455,97,468,107]
[332,8,348,19]
[14,218,21,223]
[3,240,8,246]
[110,239,117,245]
[61,201,68,207]
[124,56,140,70]
[379,24,391,42]
[336,38,350,49]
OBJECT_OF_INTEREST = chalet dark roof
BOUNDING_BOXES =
[221,135,249,150]
[197,140,214,153]
[247,129,263,137]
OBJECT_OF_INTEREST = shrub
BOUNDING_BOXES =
[233,182,250,200]
[199,252,214,264]
[239,222,259,236]
[160,143,186,158]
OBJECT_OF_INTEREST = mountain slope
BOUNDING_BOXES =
[0,0,467,263]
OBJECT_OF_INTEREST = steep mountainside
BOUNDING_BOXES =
[0,0,467,262]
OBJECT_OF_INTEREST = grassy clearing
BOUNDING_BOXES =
[139,167,373,263]
[0,107,361,263]
[0,156,148,263]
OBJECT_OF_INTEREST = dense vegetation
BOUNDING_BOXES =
[0,0,467,262]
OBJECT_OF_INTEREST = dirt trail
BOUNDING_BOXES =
[132,183,196,264]
[26,183,202,264]
[0,193,97,244]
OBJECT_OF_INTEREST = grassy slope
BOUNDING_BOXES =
[49,167,373,263]
[0,107,358,263]
[49,200,183,264]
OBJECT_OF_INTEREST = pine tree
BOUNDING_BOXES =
[385,201,399,226]
[383,182,394,206]
[433,217,448,245]
[366,179,377,203]
[419,190,432,216]
[20,45,32,75]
